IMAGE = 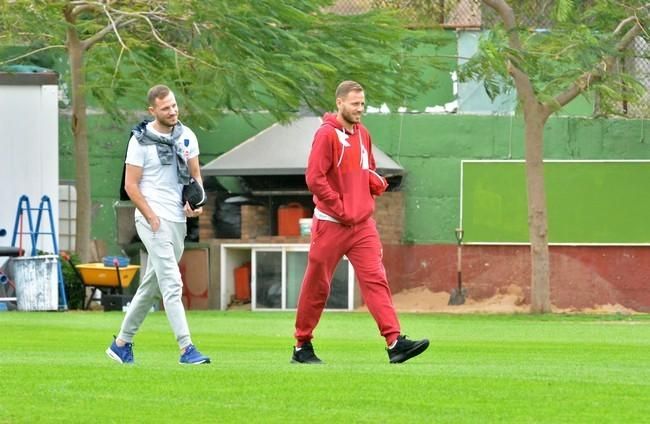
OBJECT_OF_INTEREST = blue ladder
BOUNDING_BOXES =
[11,195,68,310]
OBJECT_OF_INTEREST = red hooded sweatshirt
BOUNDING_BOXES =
[306,113,388,226]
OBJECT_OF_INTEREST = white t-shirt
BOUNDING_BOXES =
[125,122,200,222]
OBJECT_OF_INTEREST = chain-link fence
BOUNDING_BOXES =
[620,36,650,118]
[326,0,571,29]
[327,0,649,118]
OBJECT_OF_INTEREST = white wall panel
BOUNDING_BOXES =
[0,82,59,257]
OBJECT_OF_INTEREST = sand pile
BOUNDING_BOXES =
[357,285,638,314]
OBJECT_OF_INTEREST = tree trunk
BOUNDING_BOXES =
[66,29,92,262]
[480,0,553,312]
[523,111,551,313]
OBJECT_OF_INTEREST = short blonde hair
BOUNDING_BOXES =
[335,80,364,100]
[147,85,172,106]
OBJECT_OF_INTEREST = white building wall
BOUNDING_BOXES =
[0,77,59,258]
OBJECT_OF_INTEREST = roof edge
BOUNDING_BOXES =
[0,71,58,86]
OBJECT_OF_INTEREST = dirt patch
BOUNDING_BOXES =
[356,285,638,314]
[555,303,638,315]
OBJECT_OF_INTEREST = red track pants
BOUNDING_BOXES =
[294,217,401,346]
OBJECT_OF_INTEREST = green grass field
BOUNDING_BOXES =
[2,311,650,423]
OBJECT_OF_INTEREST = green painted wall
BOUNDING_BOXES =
[461,160,650,244]
[403,32,457,111]
[362,115,650,243]
[60,113,649,253]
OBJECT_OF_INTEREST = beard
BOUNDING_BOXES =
[340,108,361,126]
[158,115,178,129]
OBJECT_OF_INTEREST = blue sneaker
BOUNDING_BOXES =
[106,337,134,364]
[179,344,210,365]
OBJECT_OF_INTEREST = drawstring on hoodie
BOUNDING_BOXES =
[358,127,364,167]
[332,124,366,169]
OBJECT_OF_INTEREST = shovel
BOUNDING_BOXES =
[448,227,467,305]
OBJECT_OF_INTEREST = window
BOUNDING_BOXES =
[220,243,356,311]
[58,183,76,252]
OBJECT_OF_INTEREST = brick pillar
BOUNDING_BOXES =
[198,192,216,241]
[240,205,270,240]
[374,192,404,244]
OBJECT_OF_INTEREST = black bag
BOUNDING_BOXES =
[183,177,207,210]
[119,153,130,200]
[119,120,150,201]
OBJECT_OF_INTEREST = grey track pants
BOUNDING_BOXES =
[117,216,192,349]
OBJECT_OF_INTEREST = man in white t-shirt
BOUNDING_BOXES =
[106,85,210,365]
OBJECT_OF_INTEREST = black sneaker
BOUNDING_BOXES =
[291,342,323,364]
[387,335,429,364]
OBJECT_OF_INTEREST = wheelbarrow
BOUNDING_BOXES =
[63,254,139,310]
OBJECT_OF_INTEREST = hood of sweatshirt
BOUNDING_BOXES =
[321,112,356,133]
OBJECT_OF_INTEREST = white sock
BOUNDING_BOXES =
[388,340,398,349]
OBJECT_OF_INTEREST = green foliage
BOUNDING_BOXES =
[0,0,448,128]
[458,0,649,115]
[553,0,574,22]
[459,27,514,101]
[59,253,85,310]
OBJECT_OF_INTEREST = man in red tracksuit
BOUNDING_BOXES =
[292,80,429,364]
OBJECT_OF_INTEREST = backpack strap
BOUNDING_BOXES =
[119,119,150,201]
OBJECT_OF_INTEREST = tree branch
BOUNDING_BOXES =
[553,8,648,108]
[482,0,521,48]
[66,1,216,68]
[70,4,96,17]
[553,72,592,108]
[111,46,126,88]
[81,15,128,50]
[616,17,645,51]
[482,1,547,115]
[0,45,67,66]
[614,16,637,35]
[101,6,132,50]
[102,8,219,70]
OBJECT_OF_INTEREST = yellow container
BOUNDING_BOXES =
[75,263,140,288]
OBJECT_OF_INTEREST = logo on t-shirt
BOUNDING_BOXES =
[181,138,190,159]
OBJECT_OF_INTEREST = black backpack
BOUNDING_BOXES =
[119,119,150,201]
